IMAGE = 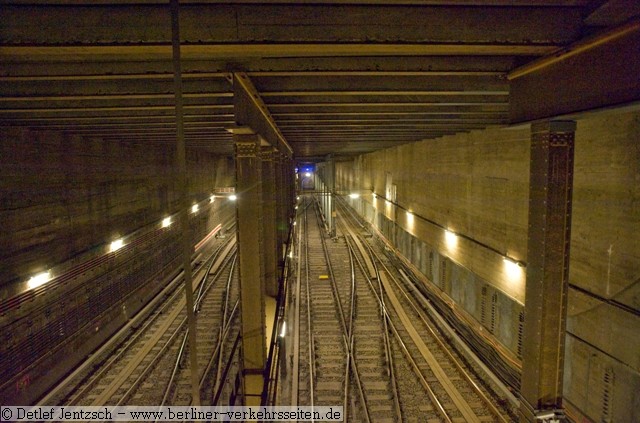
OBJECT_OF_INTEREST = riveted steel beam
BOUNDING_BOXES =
[233,72,293,158]
[520,120,576,422]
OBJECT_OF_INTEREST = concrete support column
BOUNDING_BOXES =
[323,166,328,228]
[275,153,287,265]
[520,121,576,422]
[326,156,336,237]
[285,157,295,223]
[261,147,278,297]
[170,0,200,405]
[234,134,266,406]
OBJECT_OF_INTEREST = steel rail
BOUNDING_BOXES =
[314,197,369,423]
[338,194,509,422]
[159,240,237,407]
[303,200,316,413]
[335,200,450,422]
[85,236,234,407]
[205,254,239,401]
[203,300,240,405]
[341,227,401,422]
[62,275,185,406]
[336,207,402,417]
[290,197,304,407]
[121,313,188,407]
[362,239,403,423]
[56,242,224,406]
[371,246,510,423]
[344,229,452,423]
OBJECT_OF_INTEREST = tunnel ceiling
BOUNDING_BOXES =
[0,1,634,160]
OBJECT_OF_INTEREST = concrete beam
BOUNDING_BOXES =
[0,98,232,113]
[0,44,560,64]
[509,19,640,123]
[270,104,509,114]
[265,96,509,105]
[261,147,278,297]
[275,111,506,119]
[0,4,582,46]
[233,72,293,158]
[261,91,508,98]
[0,105,233,120]
[275,153,288,270]
[584,0,640,26]
[0,57,519,77]
[0,77,231,98]
[234,133,266,405]
[251,75,508,93]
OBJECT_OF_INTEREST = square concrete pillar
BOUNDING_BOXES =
[275,153,287,264]
[261,147,278,297]
[520,121,576,422]
[234,134,266,403]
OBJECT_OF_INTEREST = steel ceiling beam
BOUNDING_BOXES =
[232,73,293,157]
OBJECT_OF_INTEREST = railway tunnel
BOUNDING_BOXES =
[0,1,639,422]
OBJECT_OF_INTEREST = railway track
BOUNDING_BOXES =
[291,194,516,422]
[44,234,239,407]
[295,198,348,410]
[293,197,400,422]
[340,195,516,422]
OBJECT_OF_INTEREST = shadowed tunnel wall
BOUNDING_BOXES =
[336,109,640,423]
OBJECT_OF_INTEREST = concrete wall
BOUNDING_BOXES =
[335,110,640,422]
[0,126,234,286]
[563,111,640,423]
[0,126,236,403]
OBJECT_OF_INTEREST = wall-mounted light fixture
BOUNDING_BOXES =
[109,238,124,253]
[503,255,525,267]
[406,211,414,227]
[503,255,525,279]
[27,270,52,290]
[445,229,458,248]
[191,204,199,213]
[229,194,237,201]
[161,217,172,228]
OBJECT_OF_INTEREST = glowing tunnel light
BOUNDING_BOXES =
[279,321,287,338]
[445,230,458,248]
[406,211,414,226]
[503,256,524,279]
[305,172,311,177]
[191,204,199,213]
[349,193,360,199]
[27,270,52,290]
[229,194,237,201]
[161,217,172,228]
[109,238,124,253]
